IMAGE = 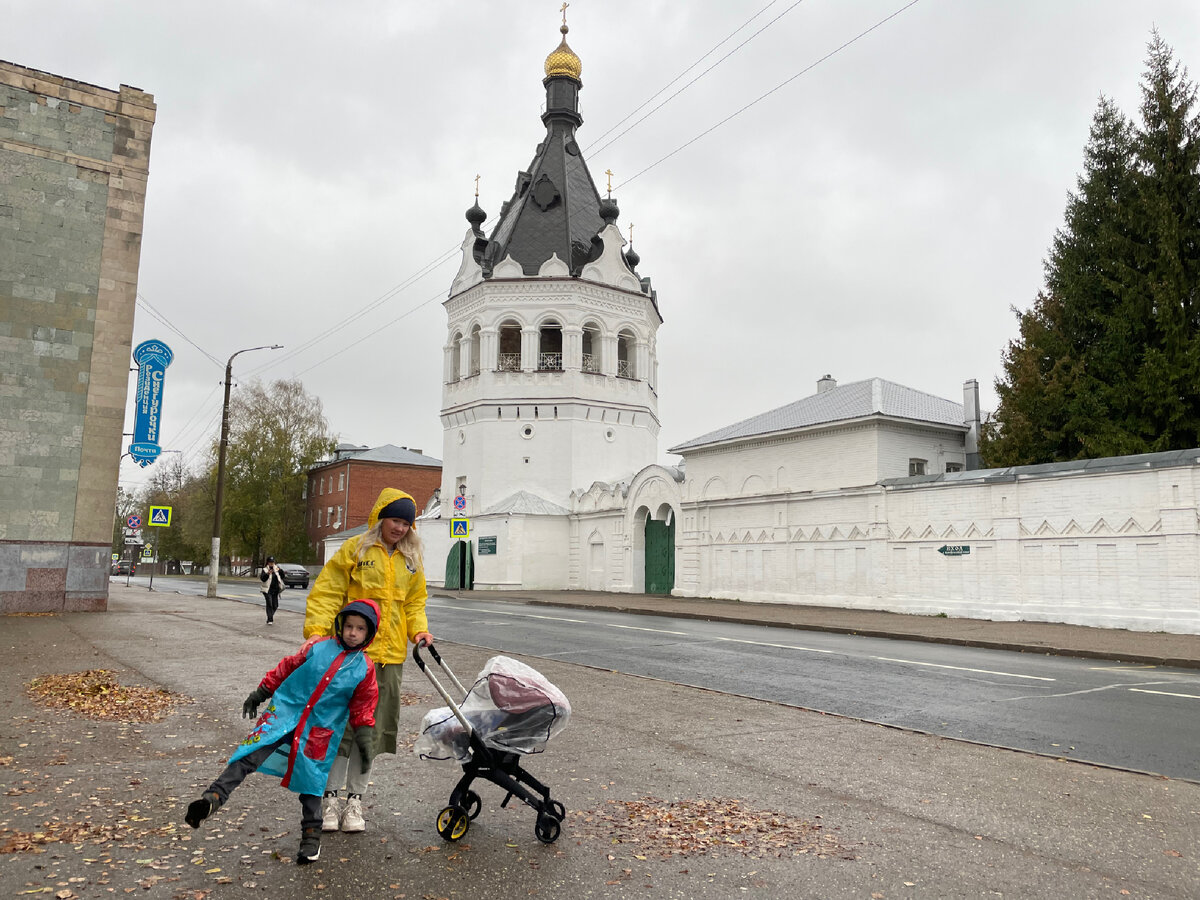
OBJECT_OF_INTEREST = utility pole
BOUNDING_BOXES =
[207,344,282,598]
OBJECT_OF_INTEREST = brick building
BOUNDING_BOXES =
[0,60,155,613]
[306,443,441,561]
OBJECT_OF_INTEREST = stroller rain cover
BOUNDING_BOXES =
[415,656,571,762]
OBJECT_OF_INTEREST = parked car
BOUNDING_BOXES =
[111,560,135,575]
[277,564,310,589]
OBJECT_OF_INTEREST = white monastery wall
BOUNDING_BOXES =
[674,460,1200,633]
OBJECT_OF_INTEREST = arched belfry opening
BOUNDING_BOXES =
[539,319,563,371]
[617,329,637,379]
[581,321,602,373]
[498,320,522,372]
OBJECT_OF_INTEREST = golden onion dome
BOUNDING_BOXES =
[544,24,582,80]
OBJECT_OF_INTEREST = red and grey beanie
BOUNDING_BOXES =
[334,598,380,650]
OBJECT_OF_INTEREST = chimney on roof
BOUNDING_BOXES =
[817,374,837,393]
[963,378,981,470]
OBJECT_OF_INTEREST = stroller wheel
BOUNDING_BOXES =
[547,799,566,821]
[436,805,470,842]
[534,811,561,844]
[463,790,483,820]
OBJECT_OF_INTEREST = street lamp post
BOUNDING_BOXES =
[207,344,283,598]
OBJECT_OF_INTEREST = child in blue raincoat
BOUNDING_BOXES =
[185,599,381,864]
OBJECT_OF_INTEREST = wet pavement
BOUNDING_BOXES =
[0,584,1197,898]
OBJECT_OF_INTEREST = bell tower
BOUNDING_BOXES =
[438,12,662,517]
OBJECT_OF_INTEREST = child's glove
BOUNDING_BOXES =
[354,726,375,774]
[242,686,270,719]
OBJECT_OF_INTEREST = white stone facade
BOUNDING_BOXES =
[438,246,661,515]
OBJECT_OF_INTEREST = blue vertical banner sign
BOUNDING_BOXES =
[128,339,174,467]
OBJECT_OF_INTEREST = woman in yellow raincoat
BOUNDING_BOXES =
[303,487,433,834]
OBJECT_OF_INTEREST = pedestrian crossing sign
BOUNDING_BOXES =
[149,505,172,526]
[450,518,469,537]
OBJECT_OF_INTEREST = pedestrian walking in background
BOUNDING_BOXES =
[303,488,433,834]
[259,556,285,625]
[184,599,381,864]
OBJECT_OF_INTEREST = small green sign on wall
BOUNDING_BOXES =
[478,536,497,555]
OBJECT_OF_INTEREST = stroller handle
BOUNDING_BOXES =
[411,641,443,671]
[412,642,473,735]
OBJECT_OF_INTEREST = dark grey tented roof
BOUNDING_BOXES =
[482,119,605,276]
[670,378,966,453]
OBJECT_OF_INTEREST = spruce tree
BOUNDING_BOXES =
[982,98,1137,465]
[982,33,1200,465]
[1127,30,1200,452]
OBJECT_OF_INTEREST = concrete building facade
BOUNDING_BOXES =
[0,60,155,613]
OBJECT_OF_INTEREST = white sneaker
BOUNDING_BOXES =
[341,795,365,833]
[320,795,342,832]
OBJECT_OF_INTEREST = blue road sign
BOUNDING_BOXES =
[450,518,470,537]
[453,494,466,511]
[129,339,174,467]
[149,505,172,526]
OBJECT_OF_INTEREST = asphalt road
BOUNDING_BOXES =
[128,576,1200,782]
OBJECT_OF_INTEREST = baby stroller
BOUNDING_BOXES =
[413,645,570,844]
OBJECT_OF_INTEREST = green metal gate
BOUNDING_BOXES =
[644,517,675,594]
[444,539,474,590]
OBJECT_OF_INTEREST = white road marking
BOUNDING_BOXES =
[1089,665,1157,671]
[434,603,588,624]
[872,656,1055,681]
[714,637,834,654]
[1129,688,1200,700]
[604,623,690,635]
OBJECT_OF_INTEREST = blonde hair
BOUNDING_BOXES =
[356,521,424,572]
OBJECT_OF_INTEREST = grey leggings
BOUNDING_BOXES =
[208,732,321,828]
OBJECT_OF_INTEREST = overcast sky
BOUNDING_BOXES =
[9,0,1200,493]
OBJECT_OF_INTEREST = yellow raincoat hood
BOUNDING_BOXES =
[368,487,418,530]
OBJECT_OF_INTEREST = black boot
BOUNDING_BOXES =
[185,791,222,828]
[296,826,321,864]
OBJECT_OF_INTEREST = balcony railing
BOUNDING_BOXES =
[538,352,563,371]
[581,353,601,373]
[616,359,634,379]
[496,353,521,372]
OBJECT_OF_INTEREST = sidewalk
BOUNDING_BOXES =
[435,588,1200,669]
[2,585,1198,898]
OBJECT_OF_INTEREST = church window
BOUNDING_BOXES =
[538,319,563,370]
[909,459,927,476]
[945,462,963,473]
[521,424,535,439]
[617,329,637,379]
[582,322,601,373]
[498,320,522,371]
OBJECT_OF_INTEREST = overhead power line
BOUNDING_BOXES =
[618,0,923,191]
[136,293,223,368]
[585,0,808,158]
[583,0,790,152]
